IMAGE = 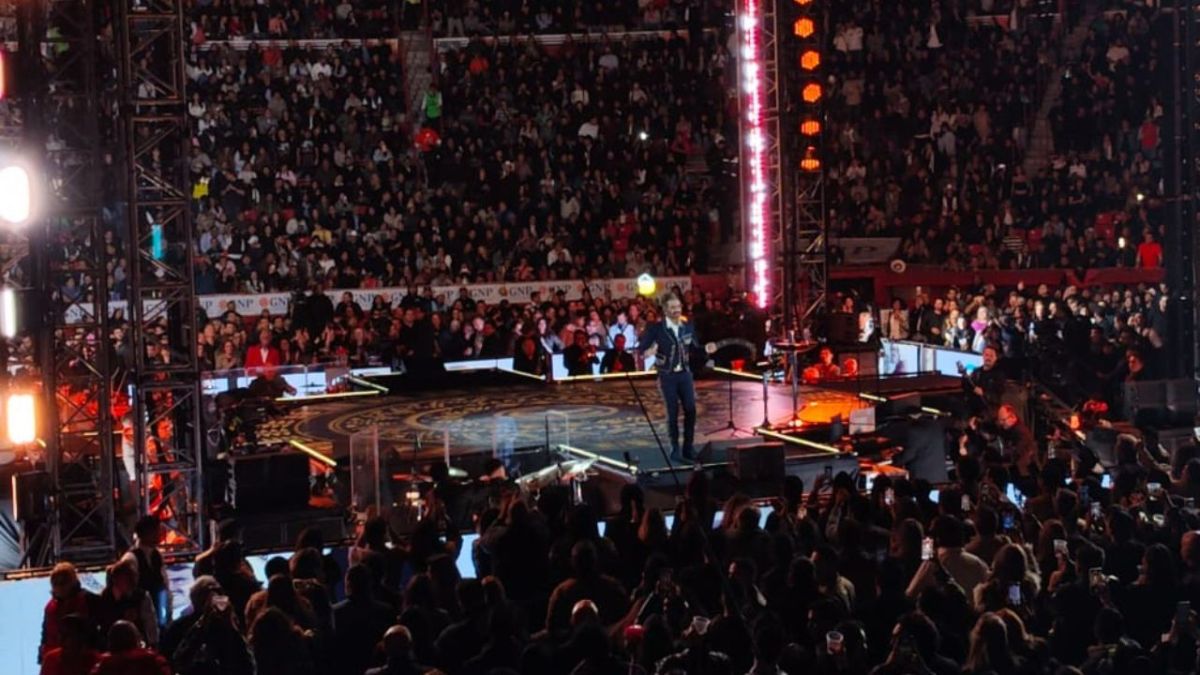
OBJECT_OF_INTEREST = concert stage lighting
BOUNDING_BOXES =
[0,287,14,338]
[0,162,32,226]
[5,393,35,445]
[637,273,657,296]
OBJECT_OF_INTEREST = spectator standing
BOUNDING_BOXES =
[38,615,99,675]
[123,516,171,629]
[92,621,170,675]
[332,564,395,675]
[40,563,99,662]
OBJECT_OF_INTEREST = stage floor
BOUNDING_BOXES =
[263,377,868,472]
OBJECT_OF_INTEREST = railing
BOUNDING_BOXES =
[201,363,391,400]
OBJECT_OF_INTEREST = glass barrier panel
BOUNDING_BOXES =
[348,426,380,515]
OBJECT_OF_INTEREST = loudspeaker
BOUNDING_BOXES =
[729,442,785,482]
[233,451,310,513]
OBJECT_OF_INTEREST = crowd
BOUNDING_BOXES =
[38,373,1200,675]
[184,30,728,296]
[195,283,763,373]
[822,0,1165,274]
[430,0,723,37]
[187,0,397,41]
[873,276,1169,408]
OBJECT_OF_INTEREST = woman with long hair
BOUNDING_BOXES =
[964,612,1021,675]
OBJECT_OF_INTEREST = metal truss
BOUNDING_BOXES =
[790,174,827,338]
[17,0,118,563]
[116,0,205,554]
[740,0,828,338]
[1161,0,1198,378]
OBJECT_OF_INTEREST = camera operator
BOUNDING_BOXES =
[161,576,252,675]
[563,331,599,377]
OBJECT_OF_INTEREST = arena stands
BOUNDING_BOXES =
[12,3,1200,675]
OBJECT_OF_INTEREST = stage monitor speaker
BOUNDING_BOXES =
[730,443,785,482]
[878,392,921,421]
[233,451,310,513]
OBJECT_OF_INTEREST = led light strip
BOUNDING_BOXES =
[289,439,337,467]
[755,426,843,454]
[739,0,770,308]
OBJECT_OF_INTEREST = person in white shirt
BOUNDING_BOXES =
[608,311,637,350]
[906,515,990,606]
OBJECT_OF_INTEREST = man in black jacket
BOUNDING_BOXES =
[332,565,395,675]
[600,334,636,374]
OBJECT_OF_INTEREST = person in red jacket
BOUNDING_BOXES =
[244,329,281,371]
[92,621,170,675]
[40,563,99,662]
[39,614,98,675]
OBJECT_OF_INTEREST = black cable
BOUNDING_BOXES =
[623,371,682,490]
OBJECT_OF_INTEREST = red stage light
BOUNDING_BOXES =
[800,119,821,136]
[802,82,822,103]
[800,50,820,70]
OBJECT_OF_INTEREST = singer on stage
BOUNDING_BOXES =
[638,295,716,464]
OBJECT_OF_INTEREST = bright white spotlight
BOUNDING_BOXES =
[0,287,14,338]
[0,165,31,226]
[637,273,657,297]
[6,393,35,445]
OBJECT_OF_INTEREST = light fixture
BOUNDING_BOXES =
[6,393,35,445]
[0,287,15,338]
[0,164,32,226]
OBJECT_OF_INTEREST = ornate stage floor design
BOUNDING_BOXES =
[264,378,868,470]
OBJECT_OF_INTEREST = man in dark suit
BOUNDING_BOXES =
[638,294,716,463]
[599,334,636,374]
[886,415,949,484]
[961,344,1006,415]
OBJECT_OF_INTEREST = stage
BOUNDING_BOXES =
[262,375,866,467]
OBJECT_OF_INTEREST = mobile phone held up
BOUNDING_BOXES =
[921,537,934,562]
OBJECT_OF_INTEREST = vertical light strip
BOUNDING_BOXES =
[739,3,770,308]
[0,287,14,338]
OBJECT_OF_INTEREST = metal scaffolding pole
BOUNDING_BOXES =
[115,0,205,554]
[17,0,118,564]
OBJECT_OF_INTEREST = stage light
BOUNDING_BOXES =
[740,0,770,309]
[800,50,820,70]
[6,393,35,445]
[0,164,32,226]
[0,287,14,338]
[0,50,6,101]
[793,17,815,38]
[793,0,813,5]
[802,83,822,103]
[637,130,648,141]
[1136,192,1145,202]
[800,119,821,136]
[151,222,165,261]
[637,273,656,296]
[800,146,821,172]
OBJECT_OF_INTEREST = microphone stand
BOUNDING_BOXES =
[623,368,683,489]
